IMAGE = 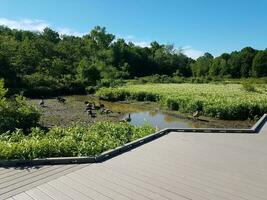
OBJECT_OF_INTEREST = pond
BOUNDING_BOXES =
[30,95,253,129]
[121,111,190,129]
[97,99,192,129]
[67,95,193,129]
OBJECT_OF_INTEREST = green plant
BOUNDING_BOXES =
[96,83,267,120]
[242,82,256,92]
[0,80,40,133]
[0,122,155,160]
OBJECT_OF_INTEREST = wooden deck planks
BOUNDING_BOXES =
[2,124,267,200]
[0,164,89,199]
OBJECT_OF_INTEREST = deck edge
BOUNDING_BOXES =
[1,114,266,167]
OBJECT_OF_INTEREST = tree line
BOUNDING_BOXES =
[0,25,266,97]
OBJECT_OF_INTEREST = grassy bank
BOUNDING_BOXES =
[96,83,267,120]
[0,122,154,160]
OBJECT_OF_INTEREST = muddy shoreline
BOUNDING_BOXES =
[28,95,255,129]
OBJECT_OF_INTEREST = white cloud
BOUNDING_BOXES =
[181,46,204,59]
[0,17,85,36]
[0,18,206,58]
[120,35,151,47]
[122,35,204,58]
[0,18,49,31]
[132,41,150,47]
[57,27,86,37]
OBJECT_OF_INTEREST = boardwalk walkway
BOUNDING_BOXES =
[1,123,267,200]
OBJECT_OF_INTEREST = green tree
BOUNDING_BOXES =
[239,47,257,77]
[76,58,100,85]
[252,50,267,77]
[87,26,115,49]
[191,53,213,77]
[42,27,60,43]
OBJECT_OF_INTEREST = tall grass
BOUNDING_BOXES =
[96,83,267,120]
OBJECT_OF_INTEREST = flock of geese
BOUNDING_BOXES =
[39,97,200,124]
[39,97,132,122]
[39,96,66,107]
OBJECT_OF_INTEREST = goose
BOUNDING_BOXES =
[119,114,131,122]
[104,109,112,115]
[100,107,105,115]
[126,114,131,122]
[106,109,112,114]
[93,102,100,110]
[39,99,44,107]
[193,111,200,119]
[57,97,66,104]
[87,110,96,118]
[90,112,97,118]
[85,102,93,110]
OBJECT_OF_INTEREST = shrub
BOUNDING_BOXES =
[242,82,256,92]
[130,92,159,102]
[0,122,155,160]
[0,80,40,133]
[85,86,97,94]
[96,88,130,101]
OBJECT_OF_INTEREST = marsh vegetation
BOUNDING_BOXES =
[0,25,266,160]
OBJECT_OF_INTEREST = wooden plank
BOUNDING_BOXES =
[73,168,152,200]
[0,166,52,187]
[48,179,93,200]
[58,176,112,200]
[94,164,187,200]
[0,164,88,199]
[80,164,219,200]
[66,171,131,200]
[12,192,33,200]
[26,188,54,200]
[3,122,267,200]
[106,155,263,200]
[0,169,24,179]
[84,164,179,200]
[0,165,62,190]
[37,183,73,200]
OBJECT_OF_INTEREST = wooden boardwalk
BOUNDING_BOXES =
[1,124,267,200]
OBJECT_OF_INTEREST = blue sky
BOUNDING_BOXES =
[0,0,266,58]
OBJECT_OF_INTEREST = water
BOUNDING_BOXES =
[72,95,192,129]
[98,99,192,129]
[122,111,191,129]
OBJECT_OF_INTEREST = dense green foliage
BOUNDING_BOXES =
[0,26,192,97]
[0,81,155,160]
[0,80,40,132]
[1,26,267,97]
[96,84,267,120]
[192,48,267,78]
[0,122,155,160]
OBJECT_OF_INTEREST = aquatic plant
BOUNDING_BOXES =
[96,83,267,120]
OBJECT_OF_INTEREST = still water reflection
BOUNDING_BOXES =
[123,111,191,129]
[73,95,192,129]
